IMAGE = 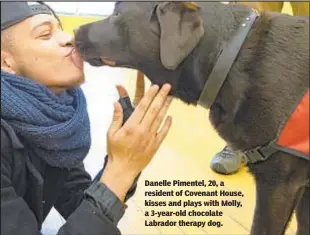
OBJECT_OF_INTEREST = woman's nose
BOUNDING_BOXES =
[58,31,75,47]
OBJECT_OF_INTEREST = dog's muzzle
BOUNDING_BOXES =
[87,58,104,67]
[74,26,136,69]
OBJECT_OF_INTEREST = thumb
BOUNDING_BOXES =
[108,101,123,136]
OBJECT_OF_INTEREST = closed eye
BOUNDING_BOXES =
[37,29,52,39]
[40,33,51,38]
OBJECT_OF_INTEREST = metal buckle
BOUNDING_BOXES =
[242,146,268,164]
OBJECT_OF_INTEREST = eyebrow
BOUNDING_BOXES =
[31,20,60,32]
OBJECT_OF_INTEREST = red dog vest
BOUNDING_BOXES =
[242,89,309,163]
[276,89,309,158]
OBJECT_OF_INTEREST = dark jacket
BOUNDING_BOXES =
[1,119,138,235]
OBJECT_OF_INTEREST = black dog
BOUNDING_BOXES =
[75,2,309,235]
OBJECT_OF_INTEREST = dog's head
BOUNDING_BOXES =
[75,2,204,89]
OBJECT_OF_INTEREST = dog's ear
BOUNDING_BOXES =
[152,2,204,70]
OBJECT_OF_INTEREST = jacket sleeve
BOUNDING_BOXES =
[93,155,140,202]
[54,156,140,220]
[54,157,141,235]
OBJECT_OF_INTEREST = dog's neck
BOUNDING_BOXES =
[174,3,266,148]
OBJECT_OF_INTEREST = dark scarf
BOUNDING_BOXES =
[1,71,91,169]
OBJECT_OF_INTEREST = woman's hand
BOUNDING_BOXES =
[100,83,173,201]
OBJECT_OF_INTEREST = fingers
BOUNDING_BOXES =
[150,96,173,133]
[140,84,171,128]
[108,101,123,136]
[155,116,173,147]
[116,85,129,98]
[124,85,160,126]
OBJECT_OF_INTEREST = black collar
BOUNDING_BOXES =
[198,9,259,109]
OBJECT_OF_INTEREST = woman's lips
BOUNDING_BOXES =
[70,49,84,70]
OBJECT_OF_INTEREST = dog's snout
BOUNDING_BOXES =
[73,24,104,63]
[74,25,91,43]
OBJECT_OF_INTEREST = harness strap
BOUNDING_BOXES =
[240,143,309,163]
[240,144,309,187]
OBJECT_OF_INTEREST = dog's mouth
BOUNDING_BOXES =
[85,57,135,70]
[74,44,135,69]
[86,58,104,67]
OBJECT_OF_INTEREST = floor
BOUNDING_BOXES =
[41,2,299,235]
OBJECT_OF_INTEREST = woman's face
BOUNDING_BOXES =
[1,14,85,93]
